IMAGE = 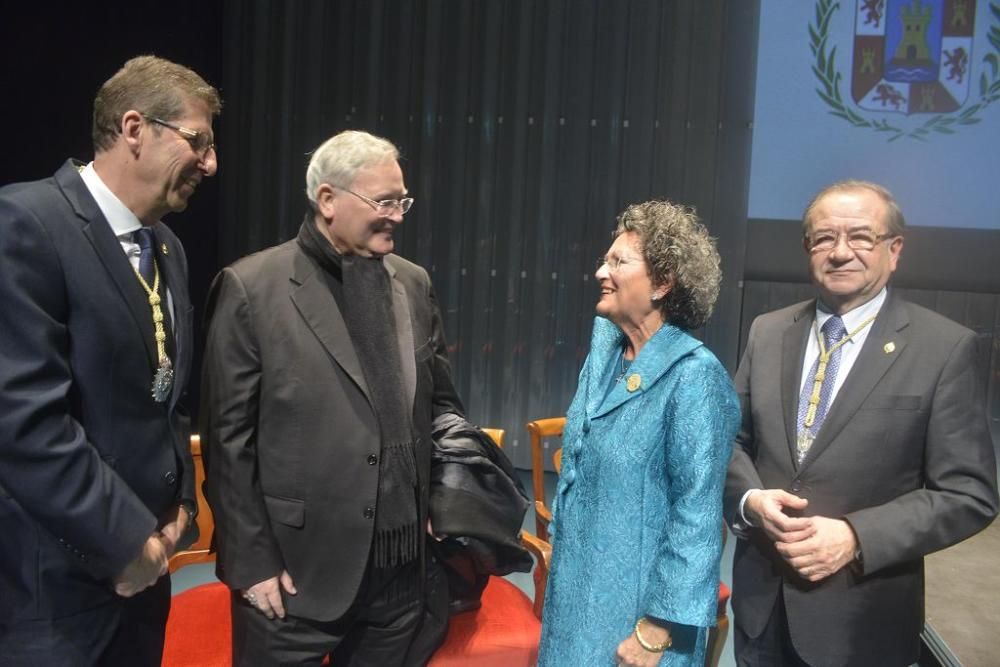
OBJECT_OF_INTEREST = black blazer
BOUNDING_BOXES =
[0,160,196,623]
[725,294,998,667]
[201,237,463,621]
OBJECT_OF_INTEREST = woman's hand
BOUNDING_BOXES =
[615,618,671,666]
[615,634,661,666]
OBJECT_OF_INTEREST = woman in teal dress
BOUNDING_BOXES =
[538,201,740,666]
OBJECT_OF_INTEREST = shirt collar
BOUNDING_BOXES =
[78,162,146,238]
[815,288,887,341]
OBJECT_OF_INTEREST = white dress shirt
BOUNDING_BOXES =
[736,288,888,528]
[79,162,175,322]
[798,288,886,403]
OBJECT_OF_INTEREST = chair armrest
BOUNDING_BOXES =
[520,530,552,620]
[534,501,552,526]
[534,501,552,542]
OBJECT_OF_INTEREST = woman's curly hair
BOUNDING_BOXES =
[615,200,722,331]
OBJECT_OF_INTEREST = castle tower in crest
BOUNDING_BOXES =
[891,0,933,66]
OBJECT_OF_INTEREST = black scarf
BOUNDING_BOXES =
[297,216,420,567]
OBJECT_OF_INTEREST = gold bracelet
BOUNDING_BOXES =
[634,617,672,652]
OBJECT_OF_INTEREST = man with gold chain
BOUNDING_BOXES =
[725,180,998,666]
[0,56,220,665]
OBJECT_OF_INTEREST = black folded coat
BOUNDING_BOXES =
[429,413,533,613]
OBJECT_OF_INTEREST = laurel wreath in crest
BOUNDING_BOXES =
[810,0,1000,141]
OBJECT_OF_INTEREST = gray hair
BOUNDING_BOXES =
[802,180,906,237]
[615,200,722,331]
[305,130,400,208]
[92,55,221,153]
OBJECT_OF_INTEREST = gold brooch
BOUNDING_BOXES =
[626,374,641,392]
[161,243,169,255]
[883,342,895,354]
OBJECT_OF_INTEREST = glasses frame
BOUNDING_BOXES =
[144,115,216,157]
[596,255,642,272]
[805,229,897,253]
[338,187,414,217]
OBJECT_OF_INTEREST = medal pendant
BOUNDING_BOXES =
[796,431,814,456]
[152,361,174,402]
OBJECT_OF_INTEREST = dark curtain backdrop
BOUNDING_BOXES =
[217,0,759,465]
[0,1,759,468]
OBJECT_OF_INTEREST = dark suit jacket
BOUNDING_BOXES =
[725,293,998,667]
[0,160,196,624]
[201,237,463,622]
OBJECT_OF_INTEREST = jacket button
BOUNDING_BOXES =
[367,454,378,466]
[164,471,177,486]
[790,481,802,493]
[363,506,375,519]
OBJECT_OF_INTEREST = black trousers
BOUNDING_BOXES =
[232,556,441,667]
[0,574,171,667]
[734,592,811,667]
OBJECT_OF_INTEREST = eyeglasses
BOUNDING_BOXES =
[805,229,897,253]
[338,187,414,217]
[596,255,641,272]
[144,115,216,157]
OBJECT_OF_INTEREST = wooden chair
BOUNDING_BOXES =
[707,557,731,667]
[428,426,550,665]
[168,434,214,572]
[163,435,227,666]
[479,426,552,618]
[479,427,505,451]
[164,429,552,667]
[526,417,730,667]
[526,417,566,542]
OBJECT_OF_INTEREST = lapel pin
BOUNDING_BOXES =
[626,374,641,392]
[884,342,895,354]
[160,243,169,256]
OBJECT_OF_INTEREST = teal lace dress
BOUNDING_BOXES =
[538,317,740,666]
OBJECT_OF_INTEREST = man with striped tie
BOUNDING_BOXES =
[724,180,998,667]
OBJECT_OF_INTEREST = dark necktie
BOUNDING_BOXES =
[796,315,847,463]
[136,228,156,285]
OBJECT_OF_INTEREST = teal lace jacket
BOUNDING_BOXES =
[538,317,740,666]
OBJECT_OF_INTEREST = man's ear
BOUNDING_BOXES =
[120,110,144,155]
[315,183,337,219]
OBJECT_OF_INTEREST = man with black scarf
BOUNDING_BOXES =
[201,130,465,666]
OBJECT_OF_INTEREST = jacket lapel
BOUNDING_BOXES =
[56,161,158,369]
[782,303,814,467]
[583,319,623,418]
[587,319,702,420]
[799,295,909,469]
[288,250,372,406]
[153,225,190,404]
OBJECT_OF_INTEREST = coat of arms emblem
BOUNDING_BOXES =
[852,0,975,114]
[811,0,999,139]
